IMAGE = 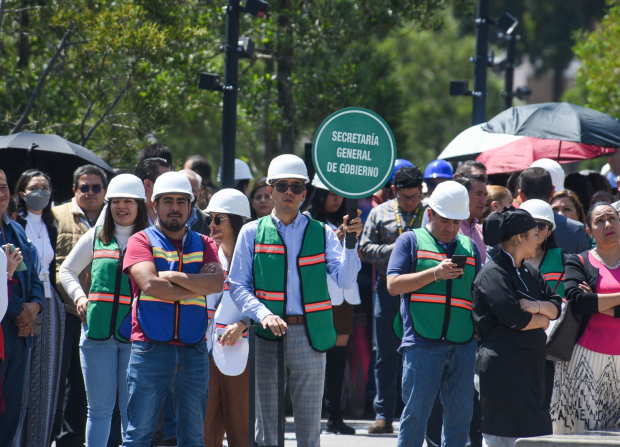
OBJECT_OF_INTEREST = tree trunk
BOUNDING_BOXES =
[17,0,30,68]
[276,0,294,154]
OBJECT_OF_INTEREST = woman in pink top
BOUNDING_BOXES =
[551,202,620,433]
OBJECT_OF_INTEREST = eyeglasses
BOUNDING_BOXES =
[78,184,103,194]
[206,215,229,226]
[274,182,305,195]
[396,191,422,203]
[26,186,51,194]
[536,222,551,232]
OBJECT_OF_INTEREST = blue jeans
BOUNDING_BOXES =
[398,339,476,447]
[374,278,402,423]
[122,340,209,447]
[80,326,131,447]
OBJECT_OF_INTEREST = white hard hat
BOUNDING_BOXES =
[267,154,309,184]
[217,159,254,183]
[601,163,611,176]
[105,174,146,201]
[206,188,251,219]
[152,171,194,202]
[428,181,470,220]
[311,174,328,191]
[519,199,556,231]
[531,159,565,193]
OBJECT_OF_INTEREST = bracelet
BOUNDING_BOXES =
[537,301,541,314]
[433,267,440,283]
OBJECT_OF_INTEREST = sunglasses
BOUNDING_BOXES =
[536,222,551,232]
[206,215,229,226]
[274,182,305,195]
[78,184,103,194]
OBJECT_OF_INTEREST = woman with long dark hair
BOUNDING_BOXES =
[59,174,149,446]
[204,189,251,447]
[551,202,620,433]
[307,175,359,435]
[12,169,65,445]
[249,177,274,220]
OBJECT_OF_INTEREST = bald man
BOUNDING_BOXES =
[180,169,211,236]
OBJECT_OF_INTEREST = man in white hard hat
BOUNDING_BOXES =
[386,180,482,447]
[217,158,254,196]
[180,169,211,236]
[229,154,362,447]
[122,172,223,446]
[531,158,565,193]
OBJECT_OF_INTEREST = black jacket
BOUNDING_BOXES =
[564,250,620,341]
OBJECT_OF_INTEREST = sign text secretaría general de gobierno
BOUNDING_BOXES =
[312,107,396,200]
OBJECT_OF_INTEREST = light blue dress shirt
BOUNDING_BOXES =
[228,211,361,323]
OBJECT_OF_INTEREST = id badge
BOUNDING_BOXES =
[43,280,52,299]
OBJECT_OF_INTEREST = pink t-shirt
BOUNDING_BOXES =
[577,252,620,355]
[123,230,219,343]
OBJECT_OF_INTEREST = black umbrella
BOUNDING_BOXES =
[0,132,115,203]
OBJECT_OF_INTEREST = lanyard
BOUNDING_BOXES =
[394,201,419,235]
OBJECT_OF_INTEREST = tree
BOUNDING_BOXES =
[379,11,504,167]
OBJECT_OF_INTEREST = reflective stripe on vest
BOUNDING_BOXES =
[135,226,208,345]
[539,247,565,298]
[252,215,337,352]
[393,229,476,343]
[85,227,132,342]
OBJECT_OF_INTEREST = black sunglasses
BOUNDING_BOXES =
[206,215,229,226]
[274,182,305,195]
[79,184,103,194]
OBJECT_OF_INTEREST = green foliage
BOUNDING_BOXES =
[379,12,504,168]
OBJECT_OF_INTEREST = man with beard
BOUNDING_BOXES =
[121,172,223,445]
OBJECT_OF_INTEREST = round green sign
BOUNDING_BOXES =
[312,107,396,199]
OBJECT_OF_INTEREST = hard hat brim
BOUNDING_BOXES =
[152,190,194,203]
[430,206,470,221]
[268,174,310,184]
[105,193,146,201]
[205,206,251,219]
[424,173,453,180]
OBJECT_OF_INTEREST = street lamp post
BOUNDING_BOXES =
[471,0,490,126]
[503,33,517,110]
[220,0,241,189]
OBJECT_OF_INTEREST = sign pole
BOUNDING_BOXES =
[345,200,358,249]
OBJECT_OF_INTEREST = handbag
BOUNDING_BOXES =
[545,255,584,362]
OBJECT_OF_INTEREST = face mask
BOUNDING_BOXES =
[24,190,51,212]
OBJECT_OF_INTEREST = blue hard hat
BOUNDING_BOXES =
[389,159,415,183]
[424,159,454,180]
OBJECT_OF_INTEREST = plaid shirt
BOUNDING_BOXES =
[360,199,424,275]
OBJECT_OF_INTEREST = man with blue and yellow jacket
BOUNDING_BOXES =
[122,172,223,446]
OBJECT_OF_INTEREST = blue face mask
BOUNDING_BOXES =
[24,190,51,212]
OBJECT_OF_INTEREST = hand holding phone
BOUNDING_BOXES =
[450,255,467,280]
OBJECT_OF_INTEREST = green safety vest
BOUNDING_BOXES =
[394,229,476,343]
[85,227,132,342]
[539,247,565,298]
[252,215,337,352]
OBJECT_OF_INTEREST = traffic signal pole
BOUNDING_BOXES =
[472,0,490,125]
[220,0,240,189]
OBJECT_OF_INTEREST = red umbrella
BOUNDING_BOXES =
[476,137,616,174]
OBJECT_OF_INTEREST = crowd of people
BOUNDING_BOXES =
[0,142,620,447]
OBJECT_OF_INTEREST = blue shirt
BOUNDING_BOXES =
[387,228,481,351]
[229,211,361,322]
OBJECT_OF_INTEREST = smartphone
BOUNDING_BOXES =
[450,255,467,280]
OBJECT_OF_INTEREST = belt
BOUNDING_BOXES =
[285,315,305,325]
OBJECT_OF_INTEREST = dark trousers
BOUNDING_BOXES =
[0,335,29,445]
[373,279,403,424]
[52,313,87,446]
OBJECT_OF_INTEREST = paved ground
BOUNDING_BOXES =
[226,418,401,446]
